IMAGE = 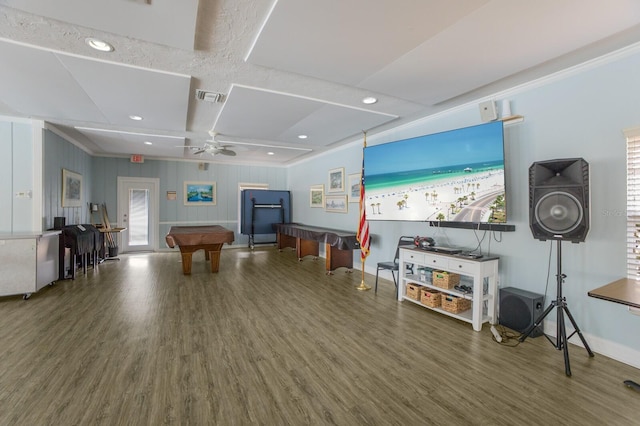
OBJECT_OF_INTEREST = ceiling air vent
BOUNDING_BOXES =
[195,90,225,103]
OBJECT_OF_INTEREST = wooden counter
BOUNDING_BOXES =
[588,278,640,391]
[588,278,640,309]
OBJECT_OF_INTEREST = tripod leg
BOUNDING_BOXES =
[519,301,555,342]
[558,307,571,376]
[562,305,595,357]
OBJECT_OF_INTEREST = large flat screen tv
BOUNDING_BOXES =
[363,121,506,223]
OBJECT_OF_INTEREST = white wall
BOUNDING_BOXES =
[287,45,640,368]
[0,118,42,233]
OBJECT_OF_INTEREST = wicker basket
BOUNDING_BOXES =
[420,288,441,308]
[405,283,422,300]
[432,271,461,289]
[441,294,471,313]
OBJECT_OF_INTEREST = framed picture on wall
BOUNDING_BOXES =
[325,194,348,213]
[348,173,361,203]
[310,184,324,208]
[184,181,216,205]
[62,168,83,207]
[328,167,345,193]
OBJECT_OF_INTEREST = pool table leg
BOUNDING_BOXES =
[179,243,224,274]
[180,252,193,274]
[207,244,223,272]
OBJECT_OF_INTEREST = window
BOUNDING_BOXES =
[129,188,149,246]
[625,128,640,278]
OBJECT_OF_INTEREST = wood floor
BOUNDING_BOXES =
[1,247,638,425]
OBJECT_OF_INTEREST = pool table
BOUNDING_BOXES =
[274,223,360,274]
[165,225,234,274]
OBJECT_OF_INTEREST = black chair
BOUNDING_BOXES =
[375,236,415,296]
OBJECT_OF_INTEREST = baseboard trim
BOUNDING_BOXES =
[542,319,640,370]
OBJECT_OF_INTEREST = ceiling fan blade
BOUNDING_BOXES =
[176,144,208,154]
[218,149,236,156]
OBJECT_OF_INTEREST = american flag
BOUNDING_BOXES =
[357,136,370,260]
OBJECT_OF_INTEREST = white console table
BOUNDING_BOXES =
[398,247,499,331]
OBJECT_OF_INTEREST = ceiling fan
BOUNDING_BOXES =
[180,131,236,157]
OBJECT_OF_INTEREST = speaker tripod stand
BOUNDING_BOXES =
[519,240,594,376]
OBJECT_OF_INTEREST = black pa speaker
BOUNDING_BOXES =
[529,158,589,243]
[499,287,545,338]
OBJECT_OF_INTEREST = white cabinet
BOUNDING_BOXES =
[0,231,60,299]
[398,247,499,331]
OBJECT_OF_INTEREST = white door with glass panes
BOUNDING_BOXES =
[117,177,159,252]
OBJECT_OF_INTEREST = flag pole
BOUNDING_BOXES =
[357,257,369,290]
[356,130,371,291]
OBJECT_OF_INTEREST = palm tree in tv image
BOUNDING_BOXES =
[489,194,506,222]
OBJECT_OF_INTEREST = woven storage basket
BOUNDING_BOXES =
[420,288,441,308]
[405,283,422,301]
[432,271,461,289]
[441,294,471,313]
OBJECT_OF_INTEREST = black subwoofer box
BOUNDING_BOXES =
[499,287,545,338]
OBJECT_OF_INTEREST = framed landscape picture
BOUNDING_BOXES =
[325,194,348,213]
[328,167,345,192]
[348,173,361,203]
[184,181,216,205]
[62,168,83,207]
[310,184,324,208]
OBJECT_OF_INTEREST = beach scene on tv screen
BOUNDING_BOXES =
[363,122,506,223]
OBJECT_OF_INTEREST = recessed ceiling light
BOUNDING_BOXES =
[298,134,308,139]
[144,141,152,145]
[129,115,143,121]
[267,152,275,156]
[85,37,114,52]
[362,96,378,105]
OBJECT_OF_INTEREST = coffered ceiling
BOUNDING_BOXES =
[1,0,640,165]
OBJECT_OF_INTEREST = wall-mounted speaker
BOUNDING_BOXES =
[529,158,589,242]
[499,287,545,338]
[479,100,497,122]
